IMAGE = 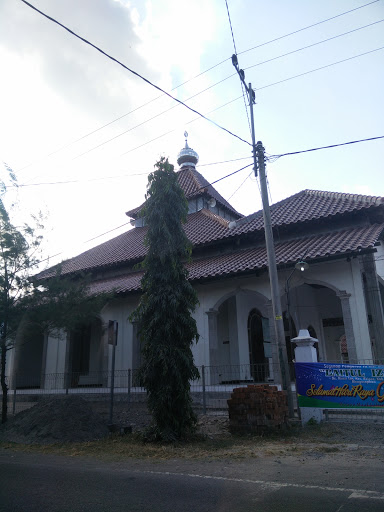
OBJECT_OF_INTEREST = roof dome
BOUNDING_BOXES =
[177,132,199,168]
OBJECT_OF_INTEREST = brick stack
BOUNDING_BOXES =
[227,384,289,433]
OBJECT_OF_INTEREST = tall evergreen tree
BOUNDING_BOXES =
[131,157,199,441]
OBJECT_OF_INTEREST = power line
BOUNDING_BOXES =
[199,156,252,167]
[83,37,384,166]
[11,133,384,189]
[244,19,384,73]
[71,76,241,162]
[118,95,244,158]
[268,136,384,160]
[16,1,379,174]
[225,0,252,136]
[8,157,253,189]
[238,0,381,56]
[48,19,384,166]
[47,28,384,166]
[228,170,254,200]
[20,0,250,148]
[120,45,384,160]
[255,45,384,92]
[33,162,254,266]
[225,0,238,54]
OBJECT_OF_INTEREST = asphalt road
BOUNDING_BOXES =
[1,450,383,511]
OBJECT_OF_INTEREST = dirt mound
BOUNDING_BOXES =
[0,396,109,445]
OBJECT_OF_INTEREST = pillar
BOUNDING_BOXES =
[361,253,384,361]
[291,329,322,424]
[206,308,219,384]
[337,291,358,362]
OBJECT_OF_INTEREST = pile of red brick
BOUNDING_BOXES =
[227,384,288,433]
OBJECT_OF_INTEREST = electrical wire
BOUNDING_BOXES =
[70,75,240,163]
[198,156,252,167]
[225,0,252,136]
[10,132,383,190]
[30,162,254,266]
[228,170,254,200]
[268,136,384,160]
[58,42,384,165]
[16,0,379,174]
[238,0,381,57]
[244,19,384,73]
[20,0,251,148]
[6,157,253,189]
[122,39,384,160]
[255,46,384,93]
[118,95,244,158]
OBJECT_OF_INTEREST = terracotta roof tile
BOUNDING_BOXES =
[37,188,384,280]
[230,189,384,235]
[37,209,230,279]
[37,226,147,279]
[188,223,384,280]
[86,224,384,295]
[126,166,241,218]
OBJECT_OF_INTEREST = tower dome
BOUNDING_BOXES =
[177,132,199,168]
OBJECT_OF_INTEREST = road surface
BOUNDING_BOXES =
[0,448,383,511]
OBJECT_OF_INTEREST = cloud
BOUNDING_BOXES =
[0,0,163,122]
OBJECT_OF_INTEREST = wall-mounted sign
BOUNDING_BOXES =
[295,362,384,409]
[108,320,118,346]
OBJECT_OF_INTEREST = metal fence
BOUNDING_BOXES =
[3,363,296,420]
[3,362,383,424]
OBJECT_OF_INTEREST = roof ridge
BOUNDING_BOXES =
[189,167,207,191]
[267,189,307,210]
[304,189,384,204]
[199,208,230,227]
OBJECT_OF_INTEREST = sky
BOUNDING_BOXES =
[0,0,383,269]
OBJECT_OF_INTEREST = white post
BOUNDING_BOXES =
[292,329,322,424]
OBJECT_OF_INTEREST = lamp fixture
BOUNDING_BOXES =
[208,198,216,208]
[295,260,309,272]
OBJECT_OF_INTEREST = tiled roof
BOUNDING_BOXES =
[187,223,384,280]
[230,189,384,235]
[184,209,230,245]
[37,226,147,279]
[37,188,384,280]
[126,166,241,218]
[87,223,384,295]
[37,209,231,279]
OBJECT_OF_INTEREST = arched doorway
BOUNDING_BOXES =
[247,309,268,382]
[68,318,103,387]
[285,282,349,362]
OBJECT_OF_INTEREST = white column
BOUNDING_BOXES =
[292,329,322,424]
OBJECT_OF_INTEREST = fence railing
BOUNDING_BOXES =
[3,361,384,423]
[3,363,294,419]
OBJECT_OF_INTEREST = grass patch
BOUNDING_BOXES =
[0,433,274,461]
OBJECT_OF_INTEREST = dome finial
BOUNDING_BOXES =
[177,132,199,168]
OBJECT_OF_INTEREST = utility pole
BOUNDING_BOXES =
[231,55,294,417]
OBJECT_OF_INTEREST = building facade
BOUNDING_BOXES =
[10,139,384,389]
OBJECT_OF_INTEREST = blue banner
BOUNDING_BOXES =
[295,362,384,408]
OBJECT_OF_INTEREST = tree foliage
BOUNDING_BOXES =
[0,165,109,423]
[131,157,199,441]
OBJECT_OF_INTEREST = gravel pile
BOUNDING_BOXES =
[0,396,109,445]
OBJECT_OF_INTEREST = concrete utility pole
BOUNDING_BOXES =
[232,55,294,417]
